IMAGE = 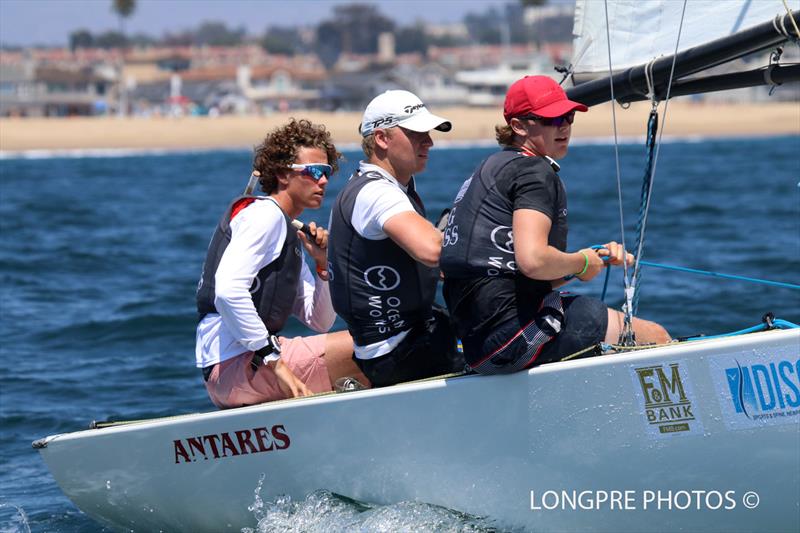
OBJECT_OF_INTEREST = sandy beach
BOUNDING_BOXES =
[1,101,798,153]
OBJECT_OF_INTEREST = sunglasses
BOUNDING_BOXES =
[289,163,333,180]
[518,111,576,127]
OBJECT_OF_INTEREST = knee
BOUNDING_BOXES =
[650,322,671,344]
[633,318,671,345]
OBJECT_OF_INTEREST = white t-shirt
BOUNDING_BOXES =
[195,197,335,368]
[349,162,418,360]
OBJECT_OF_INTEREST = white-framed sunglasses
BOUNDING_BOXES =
[289,164,333,180]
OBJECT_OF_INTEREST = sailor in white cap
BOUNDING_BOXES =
[327,90,465,387]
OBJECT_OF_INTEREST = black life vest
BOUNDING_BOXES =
[440,150,568,338]
[196,196,302,334]
[440,149,567,279]
[328,171,439,346]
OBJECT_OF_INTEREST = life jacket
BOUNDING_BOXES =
[440,149,568,340]
[196,196,302,334]
[328,171,439,346]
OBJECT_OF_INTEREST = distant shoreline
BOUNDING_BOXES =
[1,102,798,155]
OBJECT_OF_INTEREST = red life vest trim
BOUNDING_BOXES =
[230,198,257,220]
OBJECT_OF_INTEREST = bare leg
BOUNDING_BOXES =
[323,330,371,388]
[605,309,671,345]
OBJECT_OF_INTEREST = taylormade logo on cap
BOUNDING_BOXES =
[360,90,452,137]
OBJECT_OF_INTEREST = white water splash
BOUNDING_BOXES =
[0,503,32,533]
[241,480,499,533]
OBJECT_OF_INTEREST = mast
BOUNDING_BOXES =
[566,9,800,106]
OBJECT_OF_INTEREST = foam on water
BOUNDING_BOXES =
[0,503,32,533]
[243,475,502,533]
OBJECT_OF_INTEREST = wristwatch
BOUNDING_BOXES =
[250,334,282,371]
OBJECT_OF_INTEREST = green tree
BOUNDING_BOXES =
[395,24,428,55]
[95,31,127,49]
[315,3,394,67]
[111,0,136,36]
[69,29,94,51]
[261,26,301,56]
[193,21,245,46]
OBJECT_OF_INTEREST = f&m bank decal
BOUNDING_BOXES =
[630,360,704,438]
[708,350,800,430]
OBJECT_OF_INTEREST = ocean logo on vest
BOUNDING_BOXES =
[364,265,401,291]
[630,361,703,438]
[710,354,800,429]
[490,226,514,254]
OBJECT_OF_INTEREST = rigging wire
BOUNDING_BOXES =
[601,0,635,345]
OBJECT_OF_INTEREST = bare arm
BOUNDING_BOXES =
[383,211,443,267]
[512,209,605,281]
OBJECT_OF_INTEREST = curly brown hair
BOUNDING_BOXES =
[253,118,342,194]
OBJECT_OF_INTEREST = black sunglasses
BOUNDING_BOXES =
[517,111,576,127]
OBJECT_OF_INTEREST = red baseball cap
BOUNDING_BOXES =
[503,76,588,122]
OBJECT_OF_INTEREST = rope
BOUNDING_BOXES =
[644,58,657,100]
[560,342,603,362]
[639,260,800,290]
[602,0,635,345]
[685,318,799,341]
[596,318,798,354]
[781,1,800,39]
[631,109,658,314]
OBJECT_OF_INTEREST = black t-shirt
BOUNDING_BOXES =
[442,153,568,340]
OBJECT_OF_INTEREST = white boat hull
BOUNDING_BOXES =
[36,329,800,532]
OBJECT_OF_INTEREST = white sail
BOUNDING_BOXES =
[571,0,786,76]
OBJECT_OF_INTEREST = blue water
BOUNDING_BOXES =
[1,136,798,531]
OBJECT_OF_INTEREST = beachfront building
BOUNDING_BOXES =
[119,48,327,116]
[0,61,113,117]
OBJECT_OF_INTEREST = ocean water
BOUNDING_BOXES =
[1,135,798,532]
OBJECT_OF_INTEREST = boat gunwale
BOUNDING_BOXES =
[33,327,798,447]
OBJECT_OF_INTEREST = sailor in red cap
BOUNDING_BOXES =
[439,76,670,375]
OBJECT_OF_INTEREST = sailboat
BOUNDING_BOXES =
[34,2,799,531]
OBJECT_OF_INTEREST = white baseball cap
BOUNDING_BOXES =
[360,90,452,137]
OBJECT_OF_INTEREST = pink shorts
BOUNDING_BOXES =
[205,334,332,409]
